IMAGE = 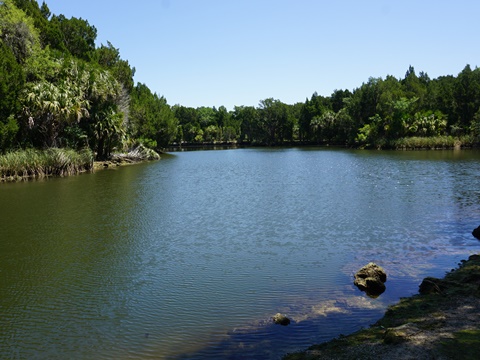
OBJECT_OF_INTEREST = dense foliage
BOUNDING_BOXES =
[1,0,480,158]
[0,0,168,159]
[159,65,480,149]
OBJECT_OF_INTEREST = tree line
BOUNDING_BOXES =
[173,65,480,149]
[1,0,480,160]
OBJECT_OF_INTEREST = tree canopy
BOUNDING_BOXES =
[1,0,480,157]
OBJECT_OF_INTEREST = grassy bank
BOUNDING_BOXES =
[391,135,475,150]
[0,148,94,181]
[284,254,480,359]
[168,136,479,151]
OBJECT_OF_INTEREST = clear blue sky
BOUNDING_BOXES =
[37,0,479,110]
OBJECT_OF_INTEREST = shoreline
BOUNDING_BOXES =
[0,148,93,182]
[93,157,146,171]
[92,145,162,171]
[0,145,160,182]
[2,145,478,182]
[166,136,478,152]
[284,253,480,359]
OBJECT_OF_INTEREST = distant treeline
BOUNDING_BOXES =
[1,0,480,160]
[173,64,480,149]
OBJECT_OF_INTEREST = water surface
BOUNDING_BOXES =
[1,148,479,359]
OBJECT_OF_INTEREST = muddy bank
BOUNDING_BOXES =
[284,254,480,360]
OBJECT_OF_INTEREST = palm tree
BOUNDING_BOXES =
[23,80,89,147]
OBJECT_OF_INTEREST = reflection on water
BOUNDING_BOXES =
[1,148,480,359]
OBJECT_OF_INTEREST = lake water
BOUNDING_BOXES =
[1,148,480,359]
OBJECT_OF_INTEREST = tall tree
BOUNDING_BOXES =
[330,89,352,113]
[402,65,427,109]
[347,78,381,131]
[0,40,25,120]
[257,98,292,144]
[0,0,40,64]
[48,14,97,60]
[130,83,178,149]
[454,64,480,133]
[0,40,24,151]
[94,41,135,92]
[233,105,258,143]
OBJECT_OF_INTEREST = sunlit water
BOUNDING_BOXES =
[1,148,480,359]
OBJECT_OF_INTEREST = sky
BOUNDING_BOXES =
[37,0,480,110]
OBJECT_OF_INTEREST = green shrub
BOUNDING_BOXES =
[392,136,462,149]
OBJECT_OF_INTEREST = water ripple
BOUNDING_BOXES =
[2,149,480,359]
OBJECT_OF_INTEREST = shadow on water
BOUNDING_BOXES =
[170,307,385,360]
[169,249,477,360]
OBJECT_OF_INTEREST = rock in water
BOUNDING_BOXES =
[472,226,480,240]
[354,262,387,298]
[468,254,480,261]
[418,277,442,295]
[272,313,291,326]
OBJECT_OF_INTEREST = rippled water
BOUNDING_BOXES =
[1,148,480,359]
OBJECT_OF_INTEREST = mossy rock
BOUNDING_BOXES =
[354,262,387,298]
[273,313,291,326]
[419,277,443,295]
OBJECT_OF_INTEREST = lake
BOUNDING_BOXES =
[1,148,480,359]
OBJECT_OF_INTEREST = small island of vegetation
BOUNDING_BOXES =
[2,1,480,181]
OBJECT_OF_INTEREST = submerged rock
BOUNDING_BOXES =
[354,262,387,298]
[272,313,291,326]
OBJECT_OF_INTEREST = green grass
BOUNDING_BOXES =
[391,135,475,149]
[0,148,94,181]
[439,330,480,360]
